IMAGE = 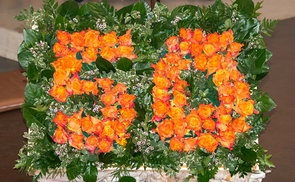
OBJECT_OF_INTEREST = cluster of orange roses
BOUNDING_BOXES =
[152,28,256,153]
[50,29,138,153]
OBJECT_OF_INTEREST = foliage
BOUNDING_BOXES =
[15,0,277,181]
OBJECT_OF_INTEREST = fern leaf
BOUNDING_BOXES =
[260,18,278,36]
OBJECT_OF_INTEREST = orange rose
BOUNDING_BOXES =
[69,133,84,150]
[213,69,230,87]
[81,80,98,95]
[203,43,216,57]
[157,119,174,141]
[186,110,202,132]
[85,135,99,154]
[192,28,204,43]
[53,111,68,127]
[67,114,82,133]
[179,40,191,55]
[81,115,93,134]
[112,83,127,94]
[118,93,136,108]
[101,124,115,140]
[98,137,113,153]
[117,45,137,60]
[152,87,170,102]
[202,118,216,132]
[52,126,68,144]
[152,74,171,89]
[198,133,218,153]
[116,137,127,147]
[172,77,188,93]
[179,28,193,41]
[233,81,251,99]
[228,42,243,57]
[53,68,70,86]
[217,128,236,150]
[100,31,118,47]
[197,103,215,119]
[66,74,83,95]
[101,92,117,106]
[168,106,185,119]
[191,42,203,57]
[49,85,68,102]
[96,78,114,91]
[166,66,180,81]
[173,119,187,138]
[82,47,98,64]
[119,108,137,122]
[219,29,233,51]
[170,137,184,152]
[151,59,168,75]
[194,53,207,72]
[206,54,223,76]
[92,118,104,136]
[99,47,117,62]
[84,29,100,48]
[53,42,70,57]
[235,99,255,116]
[113,120,127,137]
[56,30,71,45]
[231,117,252,132]
[183,137,197,152]
[101,106,118,119]
[172,91,187,107]
[70,31,85,52]
[152,100,169,121]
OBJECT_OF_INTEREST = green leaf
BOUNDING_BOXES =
[233,0,254,18]
[17,42,33,70]
[23,29,40,46]
[239,147,257,162]
[118,176,136,182]
[66,160,82,180]
[232,17,260,42]
[253,90,276,112]
[116,57,133,71]
[22,104,44,127]
[55,15,72,30]
[95,57,116,73]
[24,83,44,105]
[83,162,98,182]
[260,18,278,36]
[57,1,79,19]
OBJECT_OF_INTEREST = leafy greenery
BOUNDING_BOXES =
[15,0,277,181]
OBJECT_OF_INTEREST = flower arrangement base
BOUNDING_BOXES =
[37,167,266,182]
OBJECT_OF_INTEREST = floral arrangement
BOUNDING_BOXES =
[15,0,277,181]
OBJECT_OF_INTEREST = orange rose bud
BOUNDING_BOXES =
[98,137,113,153]
[69,133,84,150]
[183,137,197,152]
[157,119,174,141]
[52,126,68,144]
[118,29,132,46]
[170,137,184,152]
[165,36,179,52]
[198,133,218,153]
[85,135,99,154]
